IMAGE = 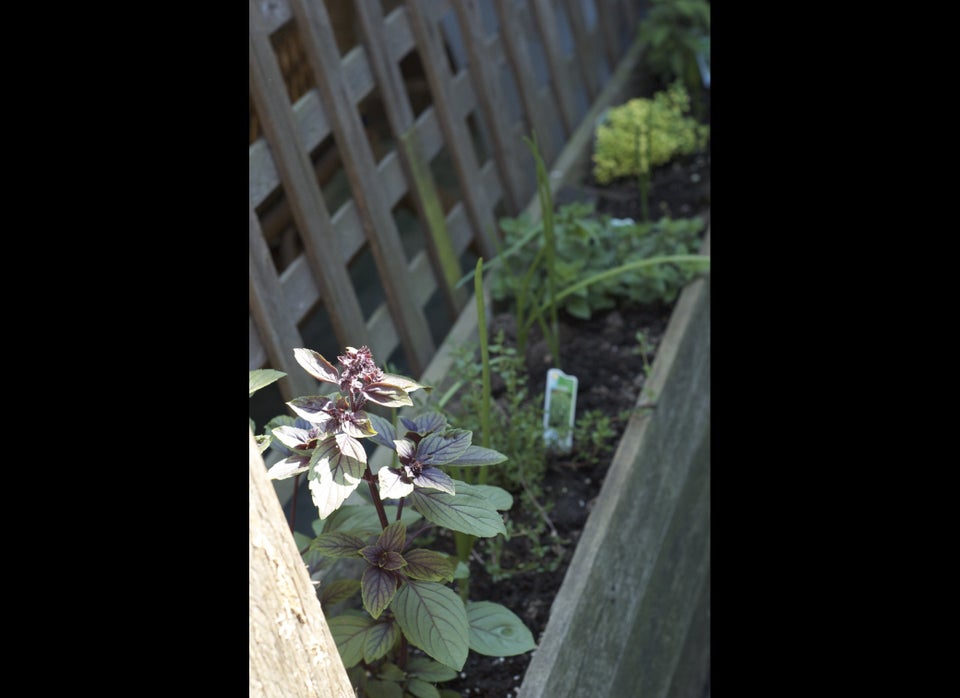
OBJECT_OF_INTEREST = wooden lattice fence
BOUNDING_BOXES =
[249,0,643,406]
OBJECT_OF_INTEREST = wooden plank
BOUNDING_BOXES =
[354,1,468,321]
[450,0,526,215]
[492,0,565,165]
[248,207,317,402]
[595,0,626,66]
[249,0,371,352]
[404,0,500,261]
[560,0,604,100]
[249,428,356,698]
[517,234,711,697]
[288,0,435,377]
[529,0,582,135]
[250,6,417,211]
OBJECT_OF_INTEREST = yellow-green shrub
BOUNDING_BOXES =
[592,80,709,185]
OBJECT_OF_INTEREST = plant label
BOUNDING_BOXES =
[543,368,578,453]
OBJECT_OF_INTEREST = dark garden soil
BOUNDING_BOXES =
[440,137,711,696]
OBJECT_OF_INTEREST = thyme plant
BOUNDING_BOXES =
[254,346,535,696]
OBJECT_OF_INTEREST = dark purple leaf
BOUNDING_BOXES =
[377,520,407,552]
[401,412,447,435]
[363,382,414,408]
[418,429,472,465]
[293,348,340,384]
[287,395,335,424]
[402,549,457,582]
[413,467,456,495]
[394,438,417,461]
[446,444,509,467]
[367,412,398,450]
[362,566,399,619]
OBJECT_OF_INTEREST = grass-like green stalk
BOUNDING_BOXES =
[523,254,710,332]
[454,258,494,600]
[635,121,650,223]
[526,133,561,367]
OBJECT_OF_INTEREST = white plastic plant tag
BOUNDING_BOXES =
[543,368,578,452]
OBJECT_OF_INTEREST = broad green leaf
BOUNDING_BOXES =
[402,549,457,582]
[446,444,508,467]
[439,691,461,698]
[320,578,360,607]
[376,662,406,682]
[292,348,339,384]
[327,613,374,668]
[323,502,422,535]
[392,580,469,671]
[468,484,514,511]
[312,531,366,558]
[407,678,441,698]
[364,679,404,698]
[466,601,536,657]
[362,566,400,619]
[249,368,286,397]
[364,620,401,664]
[408,484,507,538]
[407,656,459,683]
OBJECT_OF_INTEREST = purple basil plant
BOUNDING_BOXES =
[257,346,535,693]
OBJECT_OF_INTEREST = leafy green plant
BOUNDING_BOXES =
[593,80,709,220]
[637,0,711,113]
[254,346,535,696]
[489,202,707,323]
[437,332,562,582]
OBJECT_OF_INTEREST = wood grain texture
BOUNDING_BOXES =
[249,429,356,698]
[249,0,371,352]
[288,0,435,376]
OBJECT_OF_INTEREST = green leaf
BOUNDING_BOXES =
[466,601,537,657]
[323,503,423,536]
[408,482,508,538]
[327,612,374,668]
[469,484,514,511]
[376,662,407,682]
[320,578,360,607]
[249,368,286,397]
[407,678,442,698]
[407,656,459,683]
[364,679,404,698]
[312,531,366,558]
[362,566,400,619]
[403,549,457,582]
[364,620,401,664]
[392,580,469,671]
